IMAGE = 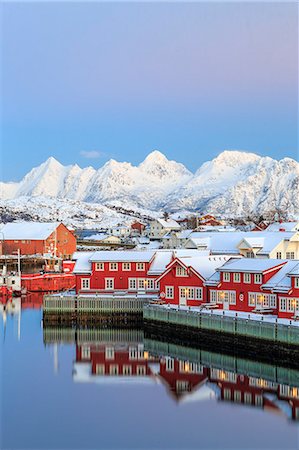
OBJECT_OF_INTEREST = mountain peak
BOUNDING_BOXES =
[141,150,168,165]
[42,156,63,169]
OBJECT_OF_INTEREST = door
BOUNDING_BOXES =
[179,288,187,306]
[223,293,230,310]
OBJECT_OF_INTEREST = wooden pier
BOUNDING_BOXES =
[143,304,299,347]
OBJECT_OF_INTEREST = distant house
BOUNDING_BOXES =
[149,218,181,240]
[162,230,193,249]
[0,222,76,259]
[108,226,131,238]
[265,221,299,232]
[185,231,299,260]
[131,221,146,235]
[84,233,121,245]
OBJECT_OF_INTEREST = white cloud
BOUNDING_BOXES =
[80,150,106,159]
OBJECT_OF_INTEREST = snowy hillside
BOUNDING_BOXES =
[1,150,298,220]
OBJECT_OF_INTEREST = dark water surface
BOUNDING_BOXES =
[1,305,299,450]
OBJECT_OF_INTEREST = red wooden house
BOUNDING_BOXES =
[73,250,158,294]
[0,222,76,259]
[205,258,287,314]
[156,255,230,307]
[131,221,146,234]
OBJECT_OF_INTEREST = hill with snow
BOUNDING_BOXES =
[1,150,298,222]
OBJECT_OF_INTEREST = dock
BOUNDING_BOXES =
[143,304,299,347]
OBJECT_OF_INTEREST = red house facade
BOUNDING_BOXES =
[0,222,76,259]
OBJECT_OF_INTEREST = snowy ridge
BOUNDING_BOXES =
[1,150,298,218]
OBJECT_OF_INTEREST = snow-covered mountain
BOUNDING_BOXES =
[1,150,298,218]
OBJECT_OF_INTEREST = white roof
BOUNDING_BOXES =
[73,252,94,274]
[262,261,298,292]
[287,263,299,276]
[156,218,181,229]
[84,233,109,241]
[147,249,204,275]
[187,231,295,255]
[266,222,299,232]
[217,258,286,273]
[89,250,155,262]
[181,255,231,280]
[0,221,61,240]
[73,363,156,385]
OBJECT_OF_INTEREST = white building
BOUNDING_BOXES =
[149,218,181,240]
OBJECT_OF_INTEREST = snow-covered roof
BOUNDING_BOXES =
[148,251,173,275]
[0,221,61,240]
[287,263,299,276]
[84,233,109,241]
[265,222,299,232]
[156,218,181,229]
[261,261,298,292]
[73,252,94,274]
[186,255,230,280]
[89,250,155,262]
[217,258,286,273]
[187,231,295,255]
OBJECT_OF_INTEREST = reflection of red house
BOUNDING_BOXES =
[0,222,76,259]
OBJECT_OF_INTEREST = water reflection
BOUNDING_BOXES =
[42,324,299,423]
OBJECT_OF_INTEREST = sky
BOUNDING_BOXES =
[1,2,298,181]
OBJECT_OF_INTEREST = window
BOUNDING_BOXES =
[109,262,118,271]
[122,262,131,271]
[210,290,217,304]
[286,252,295,260]
[81,278,90,290]
[279,297,287,312]
[105,347,115,360]
[147,279,155,290]
[176,266,187,277]
[123,365,132,375]
[165,357,174,372]
[186,287,195,299]
[223,272,230,282]
[136,262,145,271]
[254,274,262,284]
[244,273,251,284]
[129,347,138,360]
[195,288,203,300]
[105,278,114,290]
[81,346,90,359]
[276,252,282,259]
[96,364,105,375]
[136,365,146,376]
[128,278,137,290]
[214,290,236,304]
[244,393,252,404]
[165,286,174,299]
[246,251,255,258]
[223,389,231,400]
[295,278,299,289]
[233,273,240,283]
[95,262,104,271]
[109,365,119,375]
[138,279,145,290]
[255,395,263,407]
[249,292,277,309]
[234,391,242,403]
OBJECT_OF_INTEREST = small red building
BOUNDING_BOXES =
[131,221,146,234]
[0,222,76,259]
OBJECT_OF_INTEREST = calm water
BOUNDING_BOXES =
[1,298,299,450]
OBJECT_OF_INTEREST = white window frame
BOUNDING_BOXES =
[146,279,155,290]
[122,262,131,271]
[95,262,104,271]
[295,278,299,289]
[136,262,145,271]
[81,278,90,290]
[128,278,137,290]
[286,252,295,260]
[138,278,145,290]
[254,273,262,284]
[233,273,240,283]
[244,273,251,284]
[109,262,118,271]
[195,287,203,300]
[223,272,230,282]
[165,286,174,299]
[105,278,114,290]
[176,266,188,277]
